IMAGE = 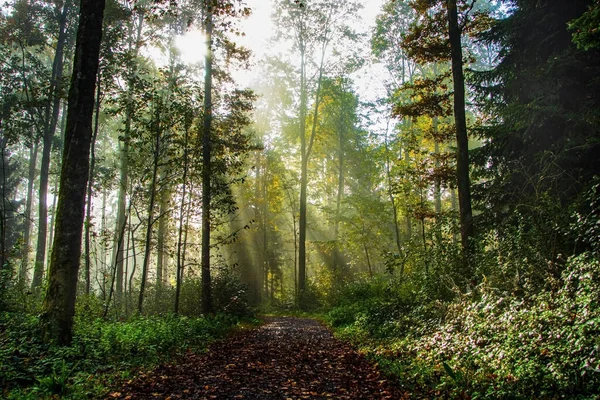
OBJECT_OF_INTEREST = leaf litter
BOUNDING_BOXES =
[110,316,407,399]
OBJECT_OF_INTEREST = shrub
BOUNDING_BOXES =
[332,253,600,398]
[1,308,244,397]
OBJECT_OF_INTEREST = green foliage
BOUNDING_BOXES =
[0,306,244,398]
[471,0,600,256]
[212,268,253,318]
[132,271,253,318]
[328,253,600,398]
[327,275,446,340]
[33,360,78,397]
[569,2,600,51]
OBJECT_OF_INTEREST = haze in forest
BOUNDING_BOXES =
[1,0,599,398]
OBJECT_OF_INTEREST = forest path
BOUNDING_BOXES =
[111,316,406,399]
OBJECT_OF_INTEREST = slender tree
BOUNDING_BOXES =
[201,0,214,314]
[113,5,145,301]
[274,0,361,306]
[32,0,74,289]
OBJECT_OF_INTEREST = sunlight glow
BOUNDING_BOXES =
[175,29,206,65]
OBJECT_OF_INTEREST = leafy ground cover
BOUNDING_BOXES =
[111,316,406,399]
[325,253,600,399]
[0,309,249,399]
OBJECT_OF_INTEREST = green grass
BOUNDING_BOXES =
[0,311,254,399]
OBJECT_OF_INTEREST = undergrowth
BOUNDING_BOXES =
[0,308,253,399]
[326,252,600,399]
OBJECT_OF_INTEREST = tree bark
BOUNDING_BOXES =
[447,0,474,258]
[333,105,345,272]
[20,140,39,283]
[0,137,8,277]
[201,1,214,314]
[138,107,162,314]
[41,0,106,345]
[156,174,169,287]
[174,123,190,314]
[297,16,308,303]
[384,122,404,275]
[84,72,102,295]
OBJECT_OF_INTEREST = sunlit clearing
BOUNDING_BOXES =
[175,29,206,65]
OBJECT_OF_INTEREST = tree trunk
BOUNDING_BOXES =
[113,9,145,300]
[138,108,161,314]
[105,213,127,318]
[0,137,8,277]
[451,187,458,244]
[174,122,190,314]
[447,0,474,256]
[20,140,39,283]
[201,2,214,315]
[404,144,413,240]
[84,72,102,295]
[299,31,327,306]
[41,0,105,345]
[297,23,308,303]
[262,159,269,299]
[433,117,443,246]
[384,118,404,274]
[253,152,266,300]
[32,0,71,289]
[156,174,169,287]
[333,111,345,272]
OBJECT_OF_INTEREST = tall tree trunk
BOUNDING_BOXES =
[297,22,308,303]
[128,213,138,313]
[253,152,266,300]
[262,159,269,299]
[113,9,145,300]
[156,174,169,287]
[138,110,161,314]
[100,188,107,272]
[433,117,443,246]
[84,72,102,295]
[32,1,71,289]
[384,119,404,275]
[46,99,68,269]
[447,0,474,257]
[333,114,345,272]
[299,33,327,306]
[403,140,413,240]
[174,123,190,314]
[283,181,298,304]
[105,213,127,318]
[201,2,214,314]
[41,0,105,345]
[450,187,458,244]
[0,137,8,277]
[20,140,39,283]
[433,124,442,215]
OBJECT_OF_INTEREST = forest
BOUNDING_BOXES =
[0,0,599,398]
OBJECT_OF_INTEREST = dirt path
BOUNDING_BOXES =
[111,317,405,399]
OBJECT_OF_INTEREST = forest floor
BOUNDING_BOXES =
[109,316,406,399]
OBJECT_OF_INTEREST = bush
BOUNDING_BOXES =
[212,268,253,317]
[1,308,244,398]
[330,253,600,399]
[327,275,446,340]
